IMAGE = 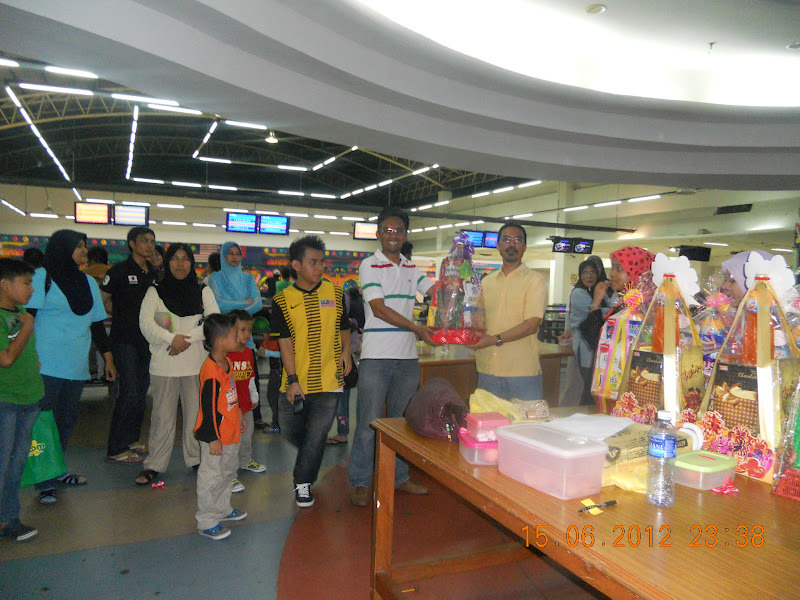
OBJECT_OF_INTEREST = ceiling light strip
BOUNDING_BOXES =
[44,65,98,79]
[111,93,178,106]
[1,199,26,216]
[19,82,93,95]
[125,103,138,180]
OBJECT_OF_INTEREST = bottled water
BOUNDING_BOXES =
[647,410,677,507]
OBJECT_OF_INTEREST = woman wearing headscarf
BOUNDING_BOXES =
[565,260,601,405]
[720,250,774,309]
[26,230,117,504]
[135,244,219,485]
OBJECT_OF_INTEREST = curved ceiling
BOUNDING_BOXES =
[1,0,800,190]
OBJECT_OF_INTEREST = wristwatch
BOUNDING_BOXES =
[286,374,299,385]
[495,334,504,347]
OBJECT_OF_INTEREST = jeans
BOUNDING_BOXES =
[0,402,40,523]
[278,391,339,485]
[251,353,263,424]
[107,342,150,456]
[477,372,543,401]
[335,389,351,437]
[35,375,85,491]
[267,357,282,428]
[347,359,420,488]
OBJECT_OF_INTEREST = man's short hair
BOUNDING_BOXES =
[497,221,527,244]
[22,247,44,269]
[208,252,221,272]
[203,313,237,351]
[0,258,34,282]
[127,226,155,252]
[289,236,325,264]
[153,244,166,261]
[280,265,294,280]
[228,308,254,322]
[87,245,108,265]
[377,206,409,231]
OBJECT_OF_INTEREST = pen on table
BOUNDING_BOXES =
[578,500,618,513]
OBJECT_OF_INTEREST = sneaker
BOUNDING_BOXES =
[294,483,314,507]
[396,479,429,496]
[0,519,38,542]
[244,460,266,473]
[220,508,248,522]
[350,485,369,508]
[198,524,231,540]
[262,425,280,434]
[231,479,245,493]
[38,490,57,505]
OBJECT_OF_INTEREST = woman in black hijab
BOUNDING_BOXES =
[26,230,116,504]
[135,244,220,485]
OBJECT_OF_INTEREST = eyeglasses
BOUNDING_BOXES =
[379,227,406,235]
[500,236,525,244]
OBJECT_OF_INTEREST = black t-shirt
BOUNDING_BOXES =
[100,256,156,344]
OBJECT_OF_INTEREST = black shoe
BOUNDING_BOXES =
[294,483,314,507]
[0,519,38,541]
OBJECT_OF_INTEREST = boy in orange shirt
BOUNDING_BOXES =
[194,313,247,541]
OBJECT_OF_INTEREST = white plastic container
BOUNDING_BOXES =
[466,412,511,442]
[674,451,736,490]
[458,428,499,465]
[496,423,608,499]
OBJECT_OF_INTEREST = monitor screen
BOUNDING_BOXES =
[483,231,499,248]
[679,245,711,262]
[113,204,149,226]
[552,238,573,253]
[258,215,290,235]
[461,230,484,248]
[225,212,257,234]
[74,202,111,225]
[573,239,594,254]
[353,222,378,240]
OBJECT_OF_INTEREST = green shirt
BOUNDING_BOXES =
[275,280,293,294]
[0,306,44,405]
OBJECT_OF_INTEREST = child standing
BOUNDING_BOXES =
[227,310,266,494]
[258,328,282,434]
[0,259,43,542]
[195,313,247,541]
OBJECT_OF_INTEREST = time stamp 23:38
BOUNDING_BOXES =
[522,524,765,549]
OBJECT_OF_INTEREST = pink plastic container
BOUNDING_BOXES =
[496,423,607,499]
[466,412,512,442]
[458,428,499,465]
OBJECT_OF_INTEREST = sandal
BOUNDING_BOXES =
[326,436,348,446]
[253,420,267,430]
[135,469,159,485]
[107,450,144,464]
[128,443,148,454]
[38,490,57,505]
[57,473,87,486]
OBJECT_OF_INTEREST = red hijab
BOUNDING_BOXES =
[610,246,655,286]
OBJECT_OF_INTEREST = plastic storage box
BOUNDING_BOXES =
[496,423,608,500]
[674,451,736,490]
[466,412,511,442]
[458,428,499,465]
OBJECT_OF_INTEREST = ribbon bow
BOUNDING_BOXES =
[152,481,166,489]
[711,476,738,495]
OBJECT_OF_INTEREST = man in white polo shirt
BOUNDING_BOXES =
[348,206,436,507]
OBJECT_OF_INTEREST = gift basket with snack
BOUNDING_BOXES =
[693,271,736,388]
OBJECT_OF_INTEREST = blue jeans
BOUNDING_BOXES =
[0,401,40,523]
[35,375,85,491]
[348,359,420,488]
[477,372,543,401]
[107,342,150,456]
[278,391,339,485]
[335,389,351,437]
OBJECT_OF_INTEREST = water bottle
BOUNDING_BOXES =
[647,410,677,507]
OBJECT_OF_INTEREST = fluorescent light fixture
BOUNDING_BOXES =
[172,181,201,188]
[352,189,364,196]
[45,65,98,78]
[1,199,26,216]
[410,228,423,233]
[285,212,308,217]
[223,208,248,213]
[0,59,20,68]
[434,201,449,207]
[310,193,337,199]
[513,213,533,219]
[378,179,392,187]
[279,190,304,197]
[208,121,218,134]
[472,220,484,224]
[330,231,349,236]
[87,198,115,205]
[265,132,278,143]
[208,185,238,191]
[412,167,430,175]
[594,201,622,208]
[192,223,217,228]
[351,146,358,151]
[410,208,417,212]
[563,205,588,212]
[314,215,337,220]
[313,164,324,171]
[289,229,299,233]
[278,165,308,172]
[368,216,378,221]
[340,193,352,199]
[324,157,336,165]
[493,186,514,194]
[669,247,677,252]
[19,82,92,95]
[518,180,542,188]
[256,210,279,215]
[472,192,490,198]
[418,204,433,210]
[147,104,201,115]
[133,105,139,120]
[162,221,187,226]
[455,222,470,227]
[365,185,378,192]
[133,178,164,184]
[304,230,324,234]
[439,224,452,229]
[192,150,200,159]
[30,212,58,219]
[202,133,211,144]
[225,120,267,130]
[432,164,439,168]
[199,156,231,164]
[65,215,75,220]
[156,203,184,209]
[112,93,178,106]
[504,216,510,220]
[149,220,157,224]
[424,226,438,231]
[122,201,150,207]
[703,242,729,247]
[72,188,82,202]
[772,248,793,253]
[628,194,661,203]
[342,216,364,221]
[5,85,21,107]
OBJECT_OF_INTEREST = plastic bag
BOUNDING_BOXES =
[20,410,67,487]
[405,378,469,441]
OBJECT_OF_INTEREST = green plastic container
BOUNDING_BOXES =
[674,451,736,490]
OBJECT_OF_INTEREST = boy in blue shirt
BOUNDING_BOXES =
[0,259,44,542]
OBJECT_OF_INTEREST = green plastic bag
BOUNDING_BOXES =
[20,410,66,487]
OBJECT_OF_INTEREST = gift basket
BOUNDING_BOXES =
[693,271,736,388]
[427,232,486,345]
[612,254,705,425]
[696,253,800,483]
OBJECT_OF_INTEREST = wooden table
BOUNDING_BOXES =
[418,343,573,402]
[371,417,800,600]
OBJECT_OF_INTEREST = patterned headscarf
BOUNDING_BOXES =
[610,246,655,286]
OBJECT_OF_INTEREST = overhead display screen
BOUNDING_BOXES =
[113,205,149,226]
[461,230,484,248]
[225,212,257,234]
[552,238,573,253]
[483,231,499,248]
[353,222,378,240]
[74,202,111,225]
[573,239,594,254]
[258,215,290,235]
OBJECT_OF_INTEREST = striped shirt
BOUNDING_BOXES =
[360,250,434,359]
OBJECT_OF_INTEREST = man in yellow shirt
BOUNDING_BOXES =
[468,222,546,400]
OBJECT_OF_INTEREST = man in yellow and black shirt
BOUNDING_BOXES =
[269,236,352,508]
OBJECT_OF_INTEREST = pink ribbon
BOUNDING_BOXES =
[706,292,732,311]
[152,481,166,489]
[711,476,738,494]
